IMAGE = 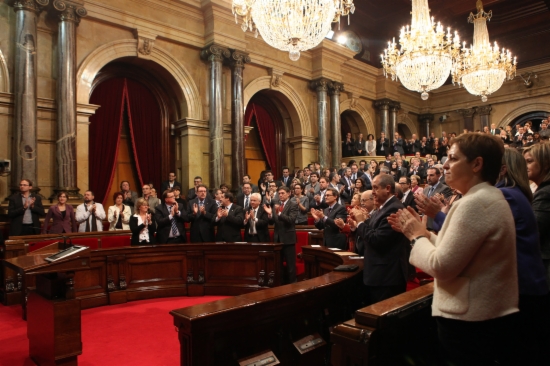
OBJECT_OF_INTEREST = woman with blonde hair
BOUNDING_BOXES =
[130,198,156,245]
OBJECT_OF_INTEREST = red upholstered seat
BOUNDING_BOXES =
[100,236,130,248]
[294,231,310,275]
[269,230,274,242]
[307,217,314,225]
[186,232,190,242]
[102,222,109,231]
[27,239,60,252]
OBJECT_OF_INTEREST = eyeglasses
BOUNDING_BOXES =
[19,184,29,186]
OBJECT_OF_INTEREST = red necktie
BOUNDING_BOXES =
[279,201,285,213]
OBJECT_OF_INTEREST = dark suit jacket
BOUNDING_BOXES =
[129,215,157,245]
[8,193,45,236]
[236,194,253,210]
[187,187,198,202]
[532,181,550,260]
[314,203,348,249]
[270,200,298,244]
[359,174,373,191]
[122,190,138,214]
[393,138,405,155]
[424,182,453,230]
[356,196,410,287]
[355,139,367,155]
[154,203,189,244]
[376,138,390,155]
[419,143,432,156]
[42,204,77,234]
[342,139,355,157]
[402,191,417,212]
[161,180,183,194]
[215,204,244,242]
[407,140,421,154]
[280,176,293,188]
[243,206,270,242]
[339,177,354,204]
[187,197,217,242]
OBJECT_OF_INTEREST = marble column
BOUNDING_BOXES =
[418,114,434,138]
[373,99,392,137]
[228,50,250,194]
[11,0,48,195]
[309,78,330,169]
[52,0,87,200]
[328,81,344,168]
[457,108,477,132]
[478,106,492,130]
[201,44,230,189]
[390,101,401,139]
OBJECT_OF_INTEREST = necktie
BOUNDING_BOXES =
[169,206,179,236]
[429,186,435,197]
[279,201,285,213]
[244,196,249,209]
[250,209,257,235]
[85,204,97,232]
[352,174,356,180]
[199,200,204,208]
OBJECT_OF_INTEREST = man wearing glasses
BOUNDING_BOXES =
[311,188,348,250]
[155,189,189,244]
[8,179,45,236]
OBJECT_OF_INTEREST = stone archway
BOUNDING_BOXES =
[76,39,202,119]
[500,103,550,127]
[339,99,375,136]
[244,76,310,137]
[398,113,419,137]
[0,49,9,92]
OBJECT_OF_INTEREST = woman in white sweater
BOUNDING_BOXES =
[390,133,519,365]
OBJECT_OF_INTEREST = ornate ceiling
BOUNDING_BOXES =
[343,0,550,69]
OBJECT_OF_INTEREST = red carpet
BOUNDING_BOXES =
[0,296,228,366]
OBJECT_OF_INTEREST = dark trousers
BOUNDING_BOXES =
[282,243,296,284]
[20,224,38,236]
[365,282,406,305]
[436,313,520,366]
[518,292,550,365]
[166,236,184,244]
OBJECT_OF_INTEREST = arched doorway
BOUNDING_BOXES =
[244,92,288,182]
[510,111,549,131]
[397,123,412,139]
[88,59,180,204]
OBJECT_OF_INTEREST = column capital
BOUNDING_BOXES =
[373,98,393,110]
[477,105,492,116]
[418,113,434,122]
[201,43,230,63]
[457,107,477,118]
[308,78,331,92]
[328,81,344,96]
[13,0,49,13]
[227,49,250,69]
[389,101,401,111]
[52,0,87,23]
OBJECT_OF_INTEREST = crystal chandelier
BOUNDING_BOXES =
[452,1,516,102]
[381,0,461,100]
[232,0,355,61]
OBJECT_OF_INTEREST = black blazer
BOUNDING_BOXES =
[215,204,244,242]
[269,200,298,244]
[402,191,417,212]
[129,215,157,245]
[154,203,189,244]
[8,193,45,236]
[356,196,410,287]
[280,176,293,188]
[376,137,390,155]
[187,197,217,243]
[314,203,348,249]
[236,194,253,210]
[243,206,270,242]
[160,181,183,195]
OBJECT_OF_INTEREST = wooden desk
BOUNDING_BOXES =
[170,246,364,365]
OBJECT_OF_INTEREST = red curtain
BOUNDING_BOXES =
[245,103,279,177]
[125,79,162,191]
[89,78,126,206]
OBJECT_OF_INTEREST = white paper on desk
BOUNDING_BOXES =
[349,256,364,259]
[311,245,321,247]
[328,248,341,251]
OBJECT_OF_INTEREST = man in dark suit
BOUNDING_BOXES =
[215,192,244,242]
[237,175,259,195]
[339,167,354,204]
[8,179,45,236]
[349,163,364,183]
[243,193,270,243]
[310,177,330,210]
[312,188,348,249]
[186,176,203,202]
[406,134,420,155]
[266,186,299,283]
[355,133,367,156]
[424,167,452,231]
[419,137,431,156]
[236,183,253,210]
[280,166,293,188]
[154,189,189,244]
[489,123,501,136]
[342,132,355,158]
[376,132,389,156]
[187,184,217,242]
[392,132,405,155]
[398,177,417,212]
[160,172,182,195]
[407,158,426,182]
[352,174,410,305]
